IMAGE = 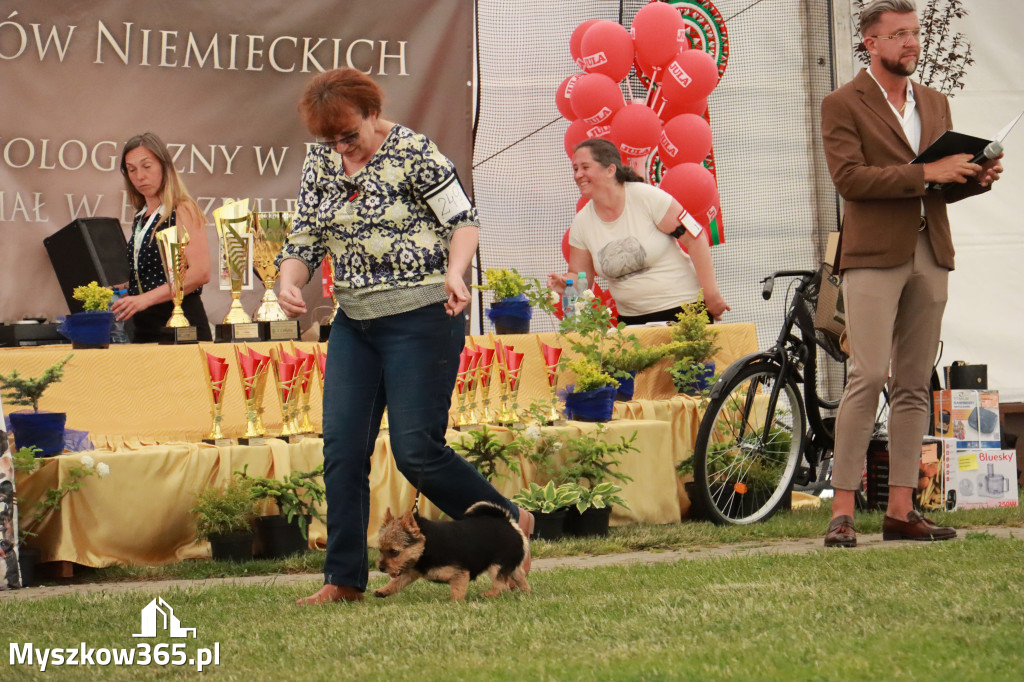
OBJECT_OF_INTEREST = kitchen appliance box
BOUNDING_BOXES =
[938,438,1018,510]
[933,389,1001,449]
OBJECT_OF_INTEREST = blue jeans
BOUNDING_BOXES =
[321,302,519,591]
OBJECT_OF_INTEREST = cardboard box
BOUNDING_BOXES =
[932,390,1001,449]
[942,447,1019,510]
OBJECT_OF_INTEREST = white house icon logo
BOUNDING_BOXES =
[133,597,197,638]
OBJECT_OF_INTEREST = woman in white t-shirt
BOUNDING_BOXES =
[549,139,729,324]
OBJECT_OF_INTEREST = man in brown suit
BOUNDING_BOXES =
[821,0,1003,547]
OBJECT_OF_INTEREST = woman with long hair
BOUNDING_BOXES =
[112,132,212,341]
[550,138,729,324]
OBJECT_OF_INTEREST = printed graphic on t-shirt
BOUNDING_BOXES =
[598,237,648,280]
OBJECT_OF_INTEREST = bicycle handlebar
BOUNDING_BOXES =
[760,270,816,300]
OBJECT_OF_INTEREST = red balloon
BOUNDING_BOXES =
[556,73,585,121]
[561,226,572,263]
[659,114,712,168]
[658,162,719,225]
[631,1,687,68]
[564,119,611,158]
[610,103,662,160]
[576,196,590,213]
[658,95,707,123]
[570,19,600,69]
[580,20,635,82]
[569,72,625,126]
[660,49,720,108]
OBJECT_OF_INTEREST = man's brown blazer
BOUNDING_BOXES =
[821,68,988,272]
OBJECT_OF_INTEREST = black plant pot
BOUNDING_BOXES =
[564,506,612,537]
[255,515,310,559]
[208,530,255,562]
[16,545,40,588]
[530,509,568,541]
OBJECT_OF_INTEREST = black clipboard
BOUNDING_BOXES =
[912,130,991,165]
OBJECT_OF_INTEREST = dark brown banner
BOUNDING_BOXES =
[0,0,473,326]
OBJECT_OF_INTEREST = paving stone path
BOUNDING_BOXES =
[3,526,1020,602]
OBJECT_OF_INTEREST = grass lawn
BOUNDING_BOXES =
[2,533,1023,681]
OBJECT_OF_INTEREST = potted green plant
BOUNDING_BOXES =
[602,340,685,401]
[0,354,73,456]
[452,426,522,484]
[11,446,110,586]
[58,281,115,348]
[563,357,619,421]
[235,464,326,558]
[569,481,629,537]
[511,481,581,541]
[190,478,258,562]
[668,294,721,395]
[560,425,636,536]
[475,268,533,334]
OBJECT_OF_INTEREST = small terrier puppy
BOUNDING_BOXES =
[373,501,530,601]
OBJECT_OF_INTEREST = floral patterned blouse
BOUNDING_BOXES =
[279,124,477,320]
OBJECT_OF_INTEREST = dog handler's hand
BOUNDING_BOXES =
[445,271,470,316]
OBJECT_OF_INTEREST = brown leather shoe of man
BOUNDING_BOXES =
[296,584,364,605]
[824,515,857,547]
[882,510,956,541]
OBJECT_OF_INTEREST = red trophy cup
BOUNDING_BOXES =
[200,349,231,444]
[235,344,270,444]
[270,345,302,439]
[504,349,525,425]
[291,344,317,435]
[472,344,496,424]
[537,339,563,424]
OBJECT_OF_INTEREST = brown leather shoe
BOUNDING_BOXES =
[882,510,956,542]
[824,515,857,547]
[296,584,364,605]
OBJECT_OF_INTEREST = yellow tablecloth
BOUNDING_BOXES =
[0,324,755,447]
[19,418,677,568]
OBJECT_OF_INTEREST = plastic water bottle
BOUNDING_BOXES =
[576,271,588,295]
[109,288,129,343]
[562,278,579,318]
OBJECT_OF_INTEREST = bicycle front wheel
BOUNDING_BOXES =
[693,361,806,525]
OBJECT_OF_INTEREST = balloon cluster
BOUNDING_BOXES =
[557,3,724,236]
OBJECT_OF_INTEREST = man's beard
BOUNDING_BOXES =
[880,53,918,77]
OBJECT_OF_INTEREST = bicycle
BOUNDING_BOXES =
[691,269,848,525]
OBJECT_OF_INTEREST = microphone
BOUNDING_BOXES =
[932,140,1003,191]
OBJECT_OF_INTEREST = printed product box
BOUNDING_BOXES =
[932,390,1001,449]
[942,447,1018,511]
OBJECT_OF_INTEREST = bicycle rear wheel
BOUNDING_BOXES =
[693,361,806,525]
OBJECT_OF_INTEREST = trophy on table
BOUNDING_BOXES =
[537,339,564,425]
[270,345,304,441]
[213,199,261,342]
[235,344,270,444]
[291,343,318,435]
[251,211,300,341]
[454,347,481,429]
[155,225,198,344]
[319,257,339,343]
[471,343,497,424]
[200,349,231,445]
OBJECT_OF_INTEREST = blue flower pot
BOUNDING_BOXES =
[57,311,114,348]
[563,385,616,422]
[9,410,67,457]
[615,372,637,401]
[676,361,716,395]
[488,294,532,334]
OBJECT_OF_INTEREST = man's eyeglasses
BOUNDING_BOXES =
[870,27,921,44]
[318,129,360,149]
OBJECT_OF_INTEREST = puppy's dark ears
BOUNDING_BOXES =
[384,508,394,523]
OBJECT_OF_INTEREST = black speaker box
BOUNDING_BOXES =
[43,218,131,313]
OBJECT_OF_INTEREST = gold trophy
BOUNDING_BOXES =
[472,343,497,424]
[251,211,300,341]
[291,344,317,435]
[155,225,198,343]
[235,344,269,444]
[200,349,231,444]
[503,349,525,426]
[319,257,339,343]
[537,339,563,425]
[270,345,302,440]
[214,199,260,341]
[454,347,478,429]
